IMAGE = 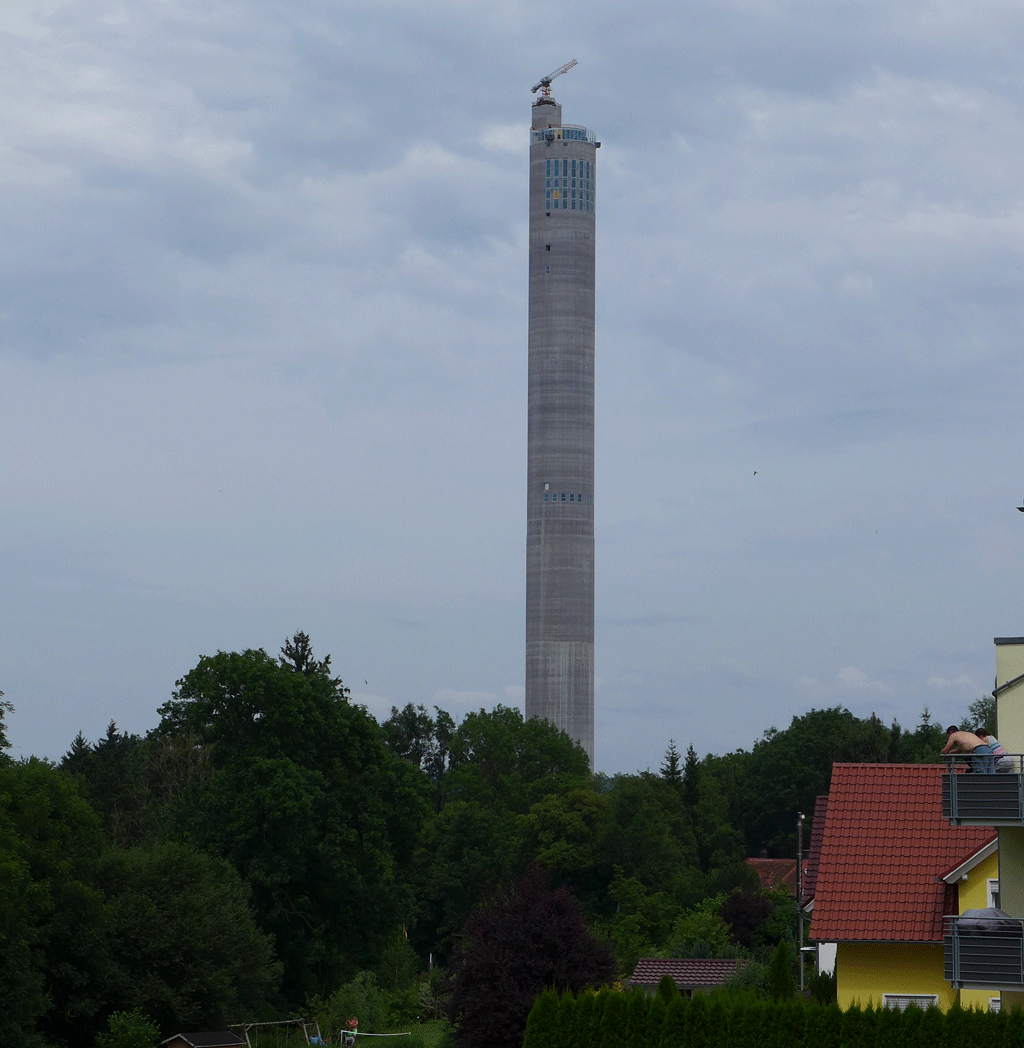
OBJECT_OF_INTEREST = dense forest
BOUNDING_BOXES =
[0,633,991,1048]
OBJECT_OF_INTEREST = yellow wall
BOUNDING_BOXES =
[837,942,956,1011]
[995,640,1024,753]
[958,850,999,910]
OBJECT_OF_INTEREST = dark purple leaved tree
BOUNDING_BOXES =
[447,867,614,1048]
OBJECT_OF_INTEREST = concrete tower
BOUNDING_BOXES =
[525,71,597,765]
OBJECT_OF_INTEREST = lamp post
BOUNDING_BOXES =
[797,811,805,992]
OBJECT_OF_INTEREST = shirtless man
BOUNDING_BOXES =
[942,726,995,773]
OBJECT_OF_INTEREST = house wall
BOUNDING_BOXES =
[837,942,956,1011]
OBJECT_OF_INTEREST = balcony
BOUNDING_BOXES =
[945,914,1024,989]
[941,755,1024,826]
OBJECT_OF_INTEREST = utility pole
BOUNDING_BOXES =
[797,811,805,992]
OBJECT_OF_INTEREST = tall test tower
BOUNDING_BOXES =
[525,61,598,765]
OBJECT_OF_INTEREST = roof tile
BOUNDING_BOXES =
[809,764,995,944]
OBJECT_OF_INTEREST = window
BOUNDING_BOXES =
[882,995,939,1011]
[991,998,1002,1013]
[545,244,550,251]
[543,493,548,502]
[544,265,550,274]
[561,493,566,501]
[546,159,551,175]
[989,879,1001,909]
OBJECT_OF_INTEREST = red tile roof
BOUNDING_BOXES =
[809,764,995,944]
[630,958,744,989]
[746,858,798,896]
[803,794,829,905]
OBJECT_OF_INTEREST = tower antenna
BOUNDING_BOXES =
[530,59,578,98]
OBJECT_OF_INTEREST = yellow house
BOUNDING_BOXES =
[809,763,998,1011]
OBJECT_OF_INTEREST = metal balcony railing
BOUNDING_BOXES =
[941,754,1024,826]
[945,915,1024,989]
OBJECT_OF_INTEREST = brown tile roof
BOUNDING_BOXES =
[746,857,798,896]
[629,957,744,989]
[803,794,829,905]
[809,764,995,944]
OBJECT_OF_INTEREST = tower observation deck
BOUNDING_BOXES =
[525,84,597,766]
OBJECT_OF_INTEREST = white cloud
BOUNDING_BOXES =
[926,674,974,690]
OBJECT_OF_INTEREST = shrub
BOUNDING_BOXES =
[95,1010,159,1048]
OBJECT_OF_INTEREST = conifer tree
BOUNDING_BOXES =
[687,992,709,1048]
[624,988,648,1048]
[521,987,558,1048]
[661,742,682,786]
[915,1002,943,1048]
[588,989,611,1046]
[705,994,728,1048]
[598,991,626,1048]
[647,991,668,1047]
[767,941,796,1002]
[572,993,595,1048]
[656,974,677,1003]
[659,993,689,1048]
[552,991,576,1048]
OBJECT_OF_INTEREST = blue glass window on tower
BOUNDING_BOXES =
[562,198,567,208]
[546,178,550,188]
[562,159,568,175]
[571,160,576,176]
[546,159,551,175]
[571,178,576,188]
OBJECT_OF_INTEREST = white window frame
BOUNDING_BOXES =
[990,997,1001,1013]
[883,994,940,1011]
[989,879,1001,909]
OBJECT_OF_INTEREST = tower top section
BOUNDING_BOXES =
[530,59,578,100]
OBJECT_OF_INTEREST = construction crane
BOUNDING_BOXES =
[531,59,578,98]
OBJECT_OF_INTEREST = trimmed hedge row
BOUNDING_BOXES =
[522,987,1024,1048]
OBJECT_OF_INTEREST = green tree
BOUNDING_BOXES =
[99,841,280,1030]
[95,1010,159,1048]
[0,757,109,1047]
[443,705,590,815]
[964,695,996,735]
[155,634,428,1003]
[766,940,795,1002]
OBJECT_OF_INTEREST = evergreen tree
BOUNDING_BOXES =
[767,941,796,1002]
[818,1002,842,1048]
[521,987,557,1048]
[624,988,648,1048]
[659,993,689,1048]
[551,991,577,1048]
[683,745,700,812]
[661,742,682,786]
[901,1004,923,1048]
[656,974,677,1003]
[571,993,595,1048]
[915,1002,944,1048]
[704,994,728,1048]
[598,991,627,1048]
[646,992,668,1047]
[687,993,709,1048]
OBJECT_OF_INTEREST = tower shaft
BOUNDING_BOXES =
[525,95,597,765]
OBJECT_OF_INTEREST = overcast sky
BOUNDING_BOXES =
[4,0,1024,773]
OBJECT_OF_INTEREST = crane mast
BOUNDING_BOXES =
[530,59,578,98]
